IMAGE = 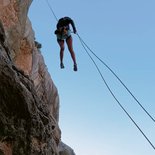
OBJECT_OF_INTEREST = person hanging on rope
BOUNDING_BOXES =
[55,16,78,71]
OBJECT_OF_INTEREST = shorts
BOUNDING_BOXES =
[56,30,71,40]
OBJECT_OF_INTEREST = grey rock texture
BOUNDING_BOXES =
[58,142,76,155]
[0,0,75,155]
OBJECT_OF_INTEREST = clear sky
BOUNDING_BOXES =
[29,0,155,155]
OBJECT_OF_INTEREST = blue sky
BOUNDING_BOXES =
[29,0,155,154]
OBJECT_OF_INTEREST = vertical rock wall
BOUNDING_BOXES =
[0,0,61,154]
[0,0,76,154]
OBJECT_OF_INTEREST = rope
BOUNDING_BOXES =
[45,0,58,21]
[77,33,155,150]
[77,34,155,123]
[43,1,155,150]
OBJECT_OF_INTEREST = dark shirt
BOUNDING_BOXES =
[56,17,76,33]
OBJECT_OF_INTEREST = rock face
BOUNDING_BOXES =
[58,142,76,155]
[0,0,75,155]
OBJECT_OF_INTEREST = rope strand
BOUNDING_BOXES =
[77,33,155,123]
[77,33,155,150]
[45,0,58,21]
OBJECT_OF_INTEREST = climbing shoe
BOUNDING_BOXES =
[73,64,78,71]
[60,63,65,69]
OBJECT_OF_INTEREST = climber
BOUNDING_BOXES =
[55,16,78,71]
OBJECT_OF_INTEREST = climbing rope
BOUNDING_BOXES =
[45,0,58,21]
[77,34,155,123]
[44,0,155,150]
[77,33,155,150]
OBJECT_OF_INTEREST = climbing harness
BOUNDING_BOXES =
[44,0,155,150]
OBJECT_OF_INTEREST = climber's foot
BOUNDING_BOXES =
[73,64,78,71]
[60,63,65,69]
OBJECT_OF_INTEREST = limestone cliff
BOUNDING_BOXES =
[0,0,75,155]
